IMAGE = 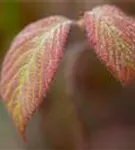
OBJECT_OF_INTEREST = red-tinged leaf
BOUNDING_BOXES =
[84,4,135,85]
[0,16,72,139]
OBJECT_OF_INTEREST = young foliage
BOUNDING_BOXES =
[0,4,135,140]
[0,16,72,139]
[84,5,135,85]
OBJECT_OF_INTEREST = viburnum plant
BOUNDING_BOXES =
[0,4,135,141]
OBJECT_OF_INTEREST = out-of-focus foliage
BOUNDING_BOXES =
[0,1,20,64]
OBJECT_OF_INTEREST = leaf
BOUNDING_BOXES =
[84,4,135,85]
[0,16,72,139]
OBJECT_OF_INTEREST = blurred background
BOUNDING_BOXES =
[1,0,135,149]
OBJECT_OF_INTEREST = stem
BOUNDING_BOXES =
[69,94,90,150]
